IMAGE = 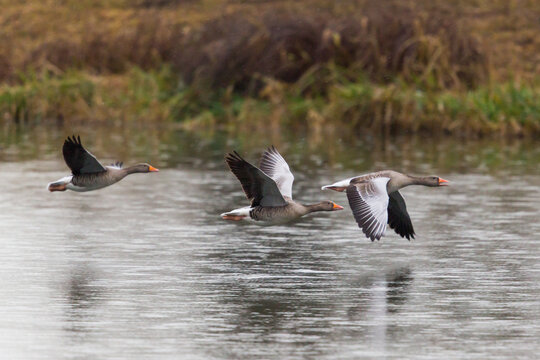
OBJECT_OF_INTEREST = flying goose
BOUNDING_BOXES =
[221,146,343,223]
[322,171,449,240]
[47,135,158,192]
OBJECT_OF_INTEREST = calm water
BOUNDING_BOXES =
[1,128,540,359]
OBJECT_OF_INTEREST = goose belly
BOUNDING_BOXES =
[221,205,302,225]
[249,205,301,224]
[66,182,111,192]
[68,174,120,192]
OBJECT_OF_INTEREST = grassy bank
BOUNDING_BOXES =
[2,68,539,136]
[1,0,539,136]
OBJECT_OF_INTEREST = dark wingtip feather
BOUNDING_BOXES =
[225,150,243,162]
[225,151,249,173]
[225,151,239,161]
[65,134,81,146]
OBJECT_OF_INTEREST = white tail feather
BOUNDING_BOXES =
[220,206,252,218]
[46,176,72,191]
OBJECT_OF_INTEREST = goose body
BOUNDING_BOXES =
[222,147,343,224]
[322,171,448,241]
[48,135,158,192]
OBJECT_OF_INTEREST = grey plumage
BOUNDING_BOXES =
[48,135,158,192]
[223,148,343,223]
[324,170,448,241]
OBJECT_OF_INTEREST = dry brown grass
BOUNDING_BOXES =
[174,2,489,93]
[0,0,210,80]
[26,13,184,74]
[1,0,539,85]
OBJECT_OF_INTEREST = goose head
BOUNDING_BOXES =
[317,201,345,211]
[417,176,449,187]
[127,163,160,174]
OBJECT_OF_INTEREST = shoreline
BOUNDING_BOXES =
[1,68,539,138]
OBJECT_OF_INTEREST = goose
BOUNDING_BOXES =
[322,171,449,240]
[47,135,159,192]
[221,146,344,223]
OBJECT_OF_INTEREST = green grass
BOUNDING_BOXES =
[2,67,538,136]
[0,68,175,125]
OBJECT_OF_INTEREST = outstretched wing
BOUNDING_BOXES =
[259,146,295,199]
[225,151,288,207]
[346,177,390,241]
[387,191,415,240]
[62,135,106,175]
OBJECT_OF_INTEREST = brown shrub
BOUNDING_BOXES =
[174,11,326,91]
[0,52,12,82]
[15,0,489,93]
[26,12,185,74]
[173,2,489,92]
[133,0,199,7]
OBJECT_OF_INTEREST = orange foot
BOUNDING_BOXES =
[222,215,246,221]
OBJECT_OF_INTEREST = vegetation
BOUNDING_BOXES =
[1,0,539,137]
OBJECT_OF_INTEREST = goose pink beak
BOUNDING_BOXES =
[332,203,344,210]
[148,165,159,172]
[438,178,449,186]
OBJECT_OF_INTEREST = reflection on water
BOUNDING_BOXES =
[63,265,101,335]
[2,124,540,175]
[1,125,540,359]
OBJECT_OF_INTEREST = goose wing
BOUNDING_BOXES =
[225,151,288,207]
[62,135,106,175]
[346,177,390,241]
[259,146,294,199]
[387,191,415,240]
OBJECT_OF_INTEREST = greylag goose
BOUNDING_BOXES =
[322,171,449,240]
[47,135,159,192]
[221,146,343,223]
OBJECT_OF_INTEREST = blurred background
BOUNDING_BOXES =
[0,0,539,166]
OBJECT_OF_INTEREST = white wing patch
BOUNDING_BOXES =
[321,177,355,191]
[259,146,295,199]
[346,177,390,241]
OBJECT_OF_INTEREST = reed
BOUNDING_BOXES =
[2,67,538,136]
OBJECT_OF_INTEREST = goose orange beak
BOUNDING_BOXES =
[332,203,344,210]
[438,178,449,186]
[149,165,159,172]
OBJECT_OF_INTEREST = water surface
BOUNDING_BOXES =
[1,127,539,359]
